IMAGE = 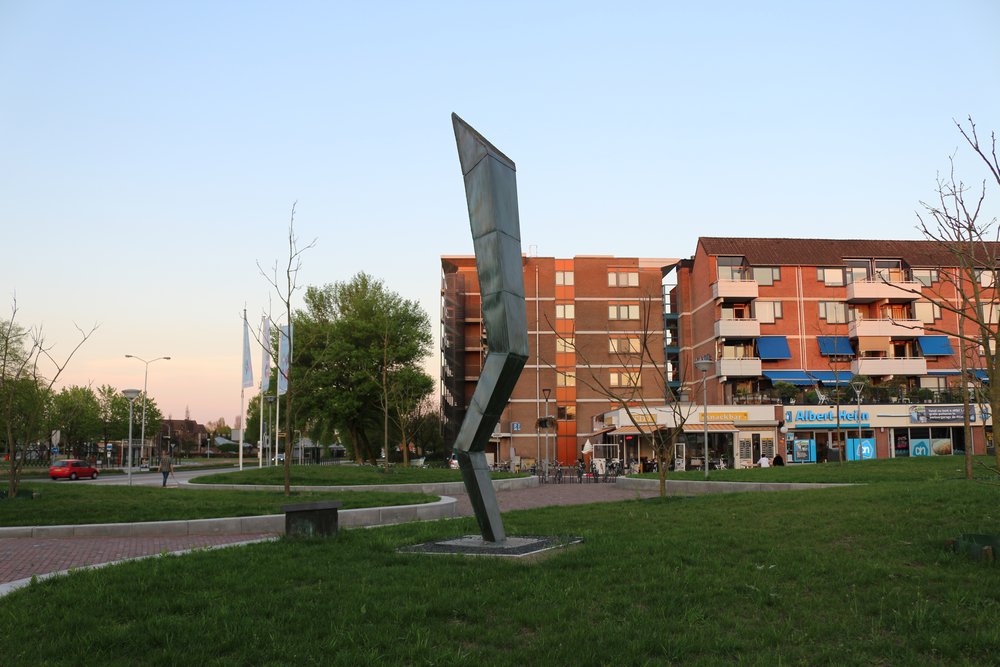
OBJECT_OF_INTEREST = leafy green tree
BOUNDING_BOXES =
[51,385,102,459]
[2,300,96,495]
[293,273,433,465]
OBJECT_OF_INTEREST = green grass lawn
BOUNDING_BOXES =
[2,458,1000,664]
[643,454,999,483]
[0,484,437,526]
[193,463,523,486]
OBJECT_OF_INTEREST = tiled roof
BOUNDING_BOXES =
[698,237,1000,268]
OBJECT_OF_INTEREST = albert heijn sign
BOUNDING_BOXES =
[785,408,869,425]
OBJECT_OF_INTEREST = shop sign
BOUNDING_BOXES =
[785,409,869,424]
[700,411,748,422]
[908,405,976,423]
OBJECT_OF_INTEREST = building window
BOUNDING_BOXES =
[914,301,941,324]
[610,370,641,387]
[556,303,575,319]
[912,269,938,286]
[608,271,639,287]
[845,259,871,284]
[556,371,576,387]
[817,267,846,286]
[555,271,574,286]
[874,259,903,282]
[717,256,747,281]
[609,303,640,320]
[557,405,576,420]
[754,301,783,324]
[979,302,1000,324]
[556,337,575,353]
[752,267,780,285]
[609,337,642,354]
[976,269,997,288]
[819,301,848,324]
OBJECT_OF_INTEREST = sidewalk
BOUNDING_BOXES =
[0,480,658,595]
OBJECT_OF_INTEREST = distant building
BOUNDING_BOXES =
[441,254,677,466]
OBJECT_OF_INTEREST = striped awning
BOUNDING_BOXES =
[682,423,739,432]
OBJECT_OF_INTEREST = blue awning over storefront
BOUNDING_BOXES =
[806,370,854,385]
[763,370,854,386]
[917,336,954,356]
[817,336,853,356]
[975,370,989,381]
[757,336,791,360]
[927,370,961,375]
[762,371,814,386]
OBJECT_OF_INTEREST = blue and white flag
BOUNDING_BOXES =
[260,316,271,393]
[242,316,254,389]
[277,324,292,396]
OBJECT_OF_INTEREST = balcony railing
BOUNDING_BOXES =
[718,357,762,377]
[846,277,922,303]
[712,279,758,301]
[851,356,927,376]
[849,318,924,338]
[715,318,760,338]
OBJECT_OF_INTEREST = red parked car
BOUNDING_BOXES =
[49,459,99,481]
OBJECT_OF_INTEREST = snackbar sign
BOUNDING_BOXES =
[785,409,869,425]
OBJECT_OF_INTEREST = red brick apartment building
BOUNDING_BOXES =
[441,255,677,467]
[669,237,997,459]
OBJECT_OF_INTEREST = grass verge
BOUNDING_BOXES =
[2,460,1000,663]
[193,464,523,486]
[0,484,436,526]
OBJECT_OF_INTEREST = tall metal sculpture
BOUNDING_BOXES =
[452,113,529,543]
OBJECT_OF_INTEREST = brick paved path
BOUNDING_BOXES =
[1,481,658,592]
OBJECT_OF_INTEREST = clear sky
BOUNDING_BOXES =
[2,1,999,426]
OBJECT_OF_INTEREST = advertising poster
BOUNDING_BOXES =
[793,439,815,463]
[847,438,876,461]
[910,439,931,457]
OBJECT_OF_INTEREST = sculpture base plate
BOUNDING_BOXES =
[399,535,581,559]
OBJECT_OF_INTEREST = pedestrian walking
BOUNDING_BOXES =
[159,448,173,487]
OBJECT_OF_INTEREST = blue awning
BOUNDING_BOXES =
[806,370,854,385]
[818,336,853,356]
[764,370,855,386]
[975,370,989,381]
[928,370,961,375]
[917,336,954,356]
[757,336,791,360]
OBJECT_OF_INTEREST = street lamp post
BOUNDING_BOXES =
[851,381,866,461]
[542,388,552,477]
[125,354,171,468]
[694,356,714,480]
[122,389,141,486]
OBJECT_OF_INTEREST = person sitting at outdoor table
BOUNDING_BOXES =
[773,453,784,466]
[756,454,771,468]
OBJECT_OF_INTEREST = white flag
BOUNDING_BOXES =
[242,316,254,389]
[277,324,292,396]
[260,316,271,393]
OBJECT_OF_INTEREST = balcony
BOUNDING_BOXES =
[718,357,762,377]
[715,318,760,338]
[712,279,758,301]
[851,357,927,377]
[849,318,924,338]
[846,278,922,303]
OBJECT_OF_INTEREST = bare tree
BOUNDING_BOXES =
[915,117,1000,476]
[2,298,96,496]
[258,203,316,495]
[547,290,696,497]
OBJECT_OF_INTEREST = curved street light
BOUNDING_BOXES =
[125,354,171,469]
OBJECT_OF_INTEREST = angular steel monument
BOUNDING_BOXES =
[451,113,529,543]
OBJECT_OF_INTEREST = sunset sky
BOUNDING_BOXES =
[2,1,998,425]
